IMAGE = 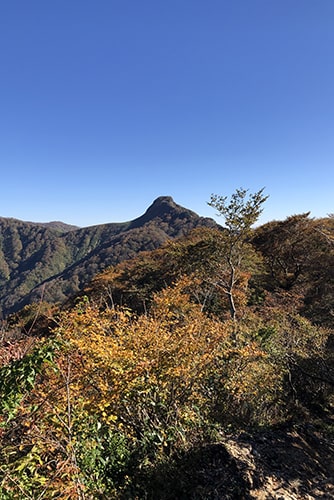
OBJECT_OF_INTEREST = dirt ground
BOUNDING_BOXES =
[222,423,334,499]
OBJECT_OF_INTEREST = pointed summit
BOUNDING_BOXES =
[142,196,179,218]
[128,196,199,228]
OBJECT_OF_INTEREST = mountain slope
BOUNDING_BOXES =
[0,197,217,317]
[31,221,80,232]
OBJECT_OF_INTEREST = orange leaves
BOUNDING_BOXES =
[51,280,232,438]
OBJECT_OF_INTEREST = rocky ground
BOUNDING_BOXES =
[147,420,334,499]
[224,423,334,499]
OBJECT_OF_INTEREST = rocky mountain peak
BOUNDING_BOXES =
[126,196,187,229]
[142,196,178,217]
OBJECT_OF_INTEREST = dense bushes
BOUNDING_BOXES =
[1,277,332,498]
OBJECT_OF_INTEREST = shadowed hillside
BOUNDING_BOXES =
[0,197,217,317]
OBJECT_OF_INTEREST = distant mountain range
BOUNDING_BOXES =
[0,197,217,318]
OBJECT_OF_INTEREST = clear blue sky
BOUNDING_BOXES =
[1,1,333,226]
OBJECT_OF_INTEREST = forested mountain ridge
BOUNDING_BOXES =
[0,197,217,318]
[29,220,80,232]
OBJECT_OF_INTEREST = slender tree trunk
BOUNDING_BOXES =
[227,256,237,321]
[227,291,236,321]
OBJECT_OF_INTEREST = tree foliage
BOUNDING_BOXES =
[208,187,268,235]
[207,188,268,320]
